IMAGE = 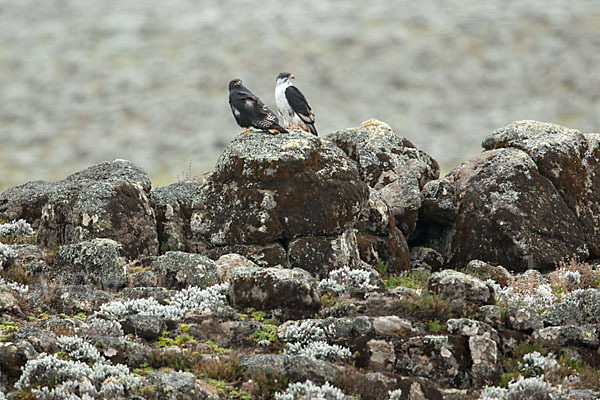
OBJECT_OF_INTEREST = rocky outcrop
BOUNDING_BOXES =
[443,147,588,270]
[0,160,159,259]
[328,119,440,238]
[192,131,368,246]
[483,121,600,257]
[2,121,600,399]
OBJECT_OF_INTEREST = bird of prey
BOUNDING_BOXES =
[275,72,318,136]
[228,79,287,134]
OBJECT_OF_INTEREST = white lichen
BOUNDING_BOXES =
[318,266,378,295]
[275,380,346,400]
[0,219,34,238]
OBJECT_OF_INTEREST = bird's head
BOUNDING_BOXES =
[276,72,295,86]
[228,79,243,91]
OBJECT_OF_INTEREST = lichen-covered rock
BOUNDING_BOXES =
[395,335,470,388]
[146,251,220,290]
[287,230,361,279]
[121,314,164,341]
[355,187,410,272]
[419,178,458,225]
[214,253,258,282]
[228,267,320,319]
[147,370,218,399]
[202,242,287,268]
[483,121,600,257]
[505,306,543,331]
[367,339,395,370]
[150,181,205,252]
[55,285,112,314]
[443,148,588,271]
[191,131,368,246]
[533,325,600,348]
[446,318,498,341]
[0,341,37,378]
[328,119,439,237]
[427,270,491,306]
[52,238,127,289]
[541,289,600,326]
[0,181,55,229]
[464,260,511,287]
[36,159,158,258]
[283,355,344,386]
[13,326,58,354]
[372,316,414,337]
[469,334,501,387]
[410,247,444,271]
[479,305,502,329]
[0,291,22,315]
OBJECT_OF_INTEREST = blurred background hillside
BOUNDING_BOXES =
[1,0,600,191]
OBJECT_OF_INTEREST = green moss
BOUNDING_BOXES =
[424,319,446,333]
[385,269,429,290]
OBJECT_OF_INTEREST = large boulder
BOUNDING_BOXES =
[443,147,588,271]
[228,266,321,319]
[37,160,158,258]
[191,131,368,247]
[483,121,600,257]
[328,119,440,237]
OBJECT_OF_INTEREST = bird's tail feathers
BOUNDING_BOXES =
[308,124,318,136]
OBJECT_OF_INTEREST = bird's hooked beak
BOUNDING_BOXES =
[289,74,295,80]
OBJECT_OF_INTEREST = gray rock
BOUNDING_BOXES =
[52,238,127,289]
[14,326,58,354]
[239,354,289,376]
[446,318,498,342]
[395,334,470,388]
[150,181,205,253]
[372,316,414,336]
[203,242,287,268]
[483,121,600,257]
[419,178,458,225]
[121,314,164,341]
[148,370,218,400]
[37,159,159,258]
[328,119,440,237]
[55,285,112,314]
[191,131,368,246]
[533,325,600,348]
[469,334,501,387]
[505,306,543,331]
[0,180,55,229]
[354,187,410,273]
[541,289,600,326]
[122,287,173,305]
[0,291,22,315]
[147,251,219,290]
[214,253,258,283]
[479,305,503,329]
[464,260,511,287]
[287,230,361,279]
[0,341,37,378]
[228,267,321,319]
[444,147,587,271]
[367,339,395,370]
[410,247,444,271]
[283,355,344,386]
[427,270,491,306]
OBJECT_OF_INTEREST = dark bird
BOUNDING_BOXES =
[275,72,318,136]
[228,79,287,134]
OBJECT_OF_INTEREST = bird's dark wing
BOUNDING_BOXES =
[285,86,315,124]
[233,88,286,132]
